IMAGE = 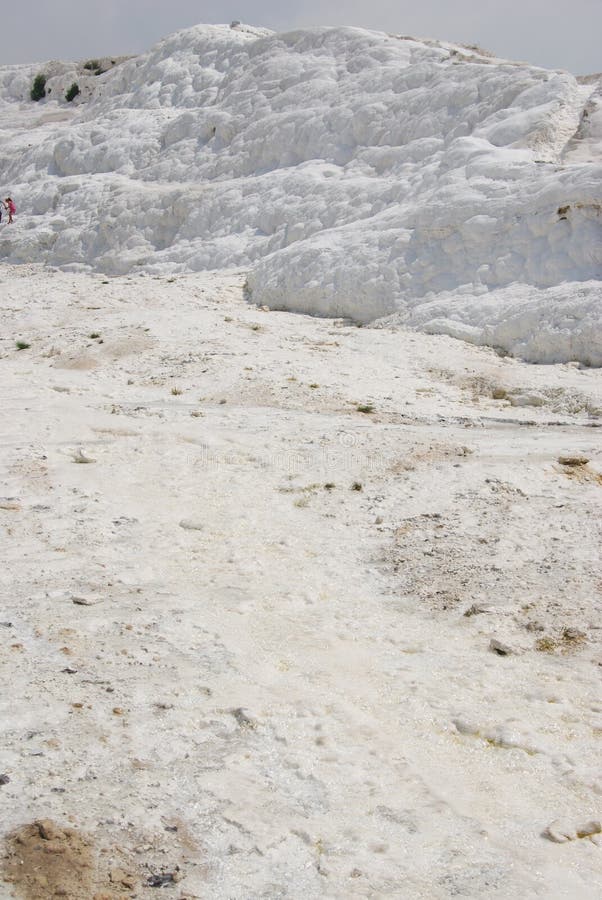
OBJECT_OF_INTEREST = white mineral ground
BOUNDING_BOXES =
[0,263,601,898]
[0,20,601,899]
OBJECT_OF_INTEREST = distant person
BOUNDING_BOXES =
[5,198,15,224]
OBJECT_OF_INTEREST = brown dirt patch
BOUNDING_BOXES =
[2,819,95,900]
[558,462,602,485]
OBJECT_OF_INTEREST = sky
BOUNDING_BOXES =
[3,0,601,74]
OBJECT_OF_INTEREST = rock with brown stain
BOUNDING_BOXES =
[558,455,589,467]
[544,819,601,843]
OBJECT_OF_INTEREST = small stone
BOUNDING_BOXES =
[0,499,20,510]
[577,820,602,839]
[36,819,59,841]
[558,455,589,467]
[179,519,204,531]
[489,638,514,656]
[72,448,96,464]
[508,391,544,408]
[110,867,135,888]
[231,707,257,729]
[544,819,601,843]
[544,822,573,843]
[147,870,179,887]
[453,718,478,736]
[0,774,10,785]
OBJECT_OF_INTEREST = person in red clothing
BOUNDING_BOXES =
[5,198,15,224]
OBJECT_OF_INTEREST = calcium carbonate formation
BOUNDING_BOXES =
[0,23,600,362]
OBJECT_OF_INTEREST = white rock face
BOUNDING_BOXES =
[0,23,601,362]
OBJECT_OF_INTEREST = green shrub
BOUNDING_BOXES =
[84,60,105,76]
[30,73,47,101]
[65,82,80,102]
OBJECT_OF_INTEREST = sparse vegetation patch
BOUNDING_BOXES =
[30,73,47,101]
[65,82,80,102]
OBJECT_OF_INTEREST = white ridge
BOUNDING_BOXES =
[0,22,600,363]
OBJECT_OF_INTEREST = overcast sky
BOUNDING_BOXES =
[4,0,601,74]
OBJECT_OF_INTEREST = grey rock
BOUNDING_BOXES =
[489,638,515,656]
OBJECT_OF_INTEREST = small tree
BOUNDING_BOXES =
[30,73,47,101]
[65,82,80,102]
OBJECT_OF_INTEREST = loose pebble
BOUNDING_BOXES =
[179,519,204,531]
[558,455,589,467]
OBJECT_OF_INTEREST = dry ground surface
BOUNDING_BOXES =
[0,264,601,898]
